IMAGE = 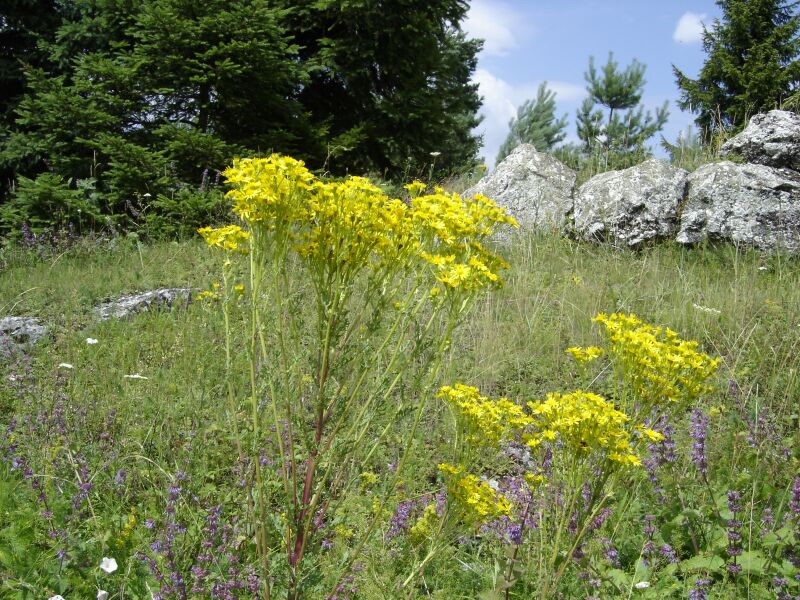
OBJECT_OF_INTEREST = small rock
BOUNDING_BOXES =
[95,288,193,321]
[0,316,48,357]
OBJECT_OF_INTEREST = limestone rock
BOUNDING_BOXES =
[0,316,48,356]
[95,288,193,321]
[677,161,800,253]
[464,144,575,231]
[574,159,688,247]
[722,110,800,172]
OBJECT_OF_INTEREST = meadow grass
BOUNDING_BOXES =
[1,232,799,599]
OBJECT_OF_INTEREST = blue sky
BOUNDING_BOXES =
[463,0,723,167]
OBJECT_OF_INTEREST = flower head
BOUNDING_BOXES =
[99,556,118,574]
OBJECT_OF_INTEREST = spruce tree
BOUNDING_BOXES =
[275,0,482,178]
[576,53,668,167]
[496,82,568,163]
[1,0,312,226]
[674,0,800,135]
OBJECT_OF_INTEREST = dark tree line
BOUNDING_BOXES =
[0,0,482,233]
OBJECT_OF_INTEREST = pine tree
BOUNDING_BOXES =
[674,0,800,135]
[576,53,668,167]
[496,82,568,163]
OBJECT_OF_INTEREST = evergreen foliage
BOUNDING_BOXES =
[277,0,482,178]
[674,0,800,135]
[576,53,669,168]
[0,0,482,232]
[496,82,568,163]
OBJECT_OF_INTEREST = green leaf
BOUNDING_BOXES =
[680,554,725,572]
[737,551,767,575]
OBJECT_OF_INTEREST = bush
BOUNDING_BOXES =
[143,186,230,239]
[0,173,105,236]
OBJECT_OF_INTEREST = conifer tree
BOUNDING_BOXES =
[275,0,482,178]
[2,0,311,221]
[576,53,668,166]
[674,0,800,135]
[496,82,568,163]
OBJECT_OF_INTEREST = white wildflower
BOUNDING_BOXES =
[429,151,441,157]
[123,374,148,380]
[86,337,99,345]
[634,581,650,589]
[58,363,74,369]
[692,303,721,316]
[99,556,118,573]
[97,591,109,600]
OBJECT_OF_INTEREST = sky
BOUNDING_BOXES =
[463,0,723,168]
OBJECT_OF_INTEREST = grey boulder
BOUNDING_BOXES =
[677,161,800,253]
[1,316,48,356]
[464,144,576,231]
[95,288,194,320]
[721,110,800,172]
[574,159,688,247]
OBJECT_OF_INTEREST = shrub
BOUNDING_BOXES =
[0,173,105,236]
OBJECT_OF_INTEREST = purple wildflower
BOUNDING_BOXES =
[689,409,709,477]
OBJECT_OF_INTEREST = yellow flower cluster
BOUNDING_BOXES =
[197,225,250,253]
[438,463,512,527]
[565,345,604,363]
[526,391,641,466]
[411,187,517,291]
[437,384,530,447]
[202,156,517,292]
[592,312,720,405]
[223,155,316,224]
[296,176,415,273]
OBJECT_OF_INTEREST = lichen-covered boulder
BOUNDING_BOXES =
[573,159,688,247]
[95,288,193,321]
[721,110,800,172]
[677,161,800,253]
[464,144,576,231]
[0,316,48,356]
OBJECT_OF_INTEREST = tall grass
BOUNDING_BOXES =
[1,232,799,598]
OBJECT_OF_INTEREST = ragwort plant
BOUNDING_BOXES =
[198,155,518,598]
[414,312,720,598]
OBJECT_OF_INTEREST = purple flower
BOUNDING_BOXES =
[689,409,709,476]
[659,543,678,563]
[689,578,710,600]
[789,477,800,518]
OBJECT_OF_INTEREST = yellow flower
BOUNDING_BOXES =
[566,346,604,363]
[437,463,512,527]
[636,426,665,442]
[404,181,427,198]
[437,384,532,447]
[527,391,640,466]
[198,225,250,253]
[592,312,719,408]
[524,474,546,487]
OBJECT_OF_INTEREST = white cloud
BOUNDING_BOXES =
[472,69,586,167]
[673,12,706,44]
[464,1,520,57]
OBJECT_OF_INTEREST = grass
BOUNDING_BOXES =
[2,233,799,599]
